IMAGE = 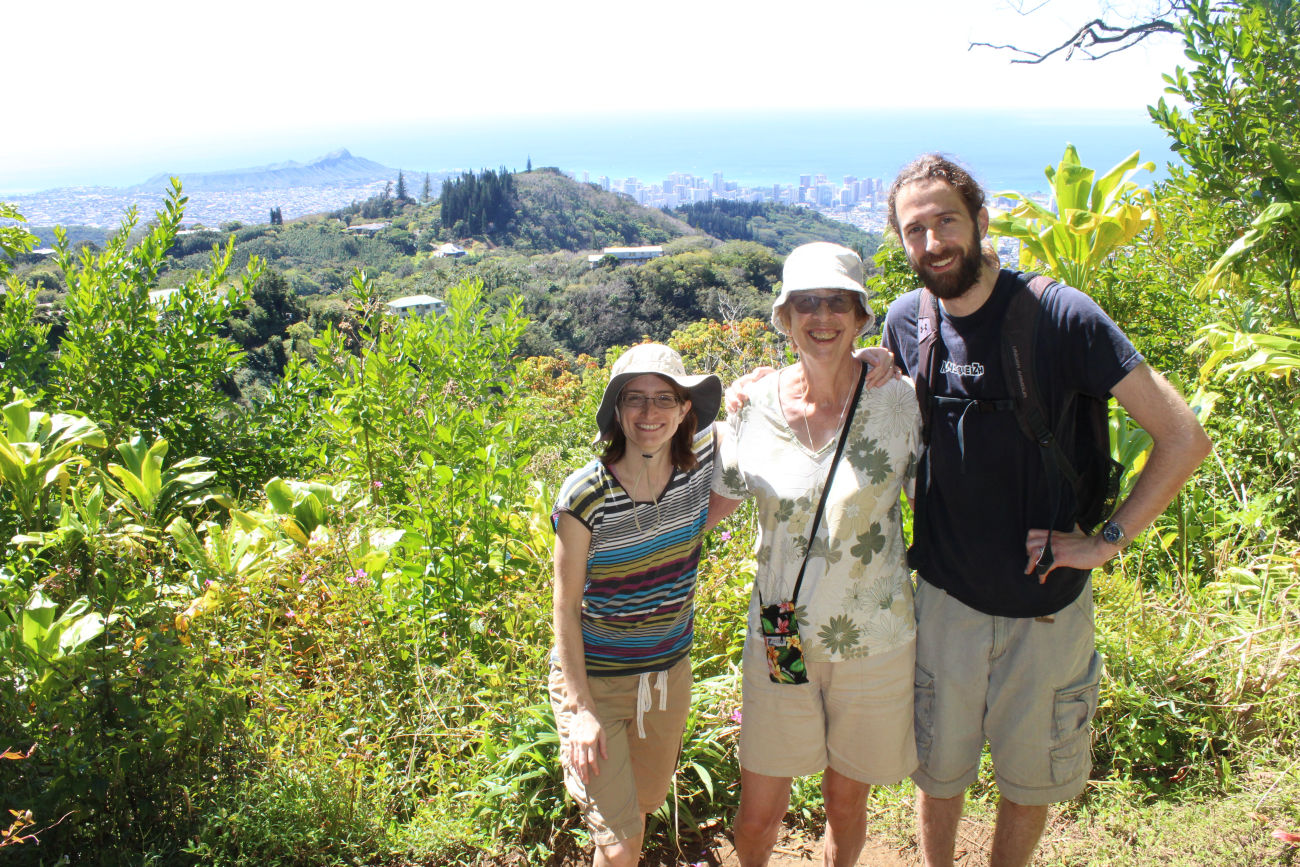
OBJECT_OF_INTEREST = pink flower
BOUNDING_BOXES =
[719,531,732,542]
[347,569,365,585]
[729,709,742,724]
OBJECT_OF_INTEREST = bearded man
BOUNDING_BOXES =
[881,154,1210,867]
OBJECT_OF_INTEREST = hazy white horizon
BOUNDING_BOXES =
[4,0,1188,193]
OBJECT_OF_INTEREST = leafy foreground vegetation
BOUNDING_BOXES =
[3,4,1300,863]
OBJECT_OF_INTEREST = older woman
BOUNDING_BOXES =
[550,343,723,867]
[710,242,922,867]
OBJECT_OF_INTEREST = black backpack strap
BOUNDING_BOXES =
[915,288,941,445]
[1001,272,1087,570]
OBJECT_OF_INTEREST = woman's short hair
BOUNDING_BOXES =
[601,378,700,472]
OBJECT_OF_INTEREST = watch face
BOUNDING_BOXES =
[1103,521,1124,544]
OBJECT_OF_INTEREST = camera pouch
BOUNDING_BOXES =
[759,601,808,684]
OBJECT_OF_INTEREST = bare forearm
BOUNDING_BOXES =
[552,513,597,711]
[552,606,595,711]
[1109,424,1211,541]
[706,491,742,531]
[1107,364,1212,547]
[1027,364,1211,577]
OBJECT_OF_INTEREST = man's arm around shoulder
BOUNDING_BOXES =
[1027,363,1211,577]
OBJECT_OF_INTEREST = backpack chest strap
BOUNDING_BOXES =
[930,395,1016,472]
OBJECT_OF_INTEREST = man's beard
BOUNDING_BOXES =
[911,226,983,300]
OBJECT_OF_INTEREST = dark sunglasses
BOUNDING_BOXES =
[789,293,856,314]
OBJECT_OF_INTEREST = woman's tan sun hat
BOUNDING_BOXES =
[771,241,876,337]
[594,343,722,442]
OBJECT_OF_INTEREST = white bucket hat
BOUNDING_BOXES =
[771,242,876,337]
[594,343,722,442]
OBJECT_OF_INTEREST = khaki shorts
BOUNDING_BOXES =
[548,656,691,846]
[739,636,917,784]
[912,578,1102,805]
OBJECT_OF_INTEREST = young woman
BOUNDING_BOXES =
[549,343,721,867]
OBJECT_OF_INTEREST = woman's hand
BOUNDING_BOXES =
[725,367,777,413]
[853,346,902,387]
[566,706,608,783]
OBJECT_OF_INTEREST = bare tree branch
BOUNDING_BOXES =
[971,0,1189,63]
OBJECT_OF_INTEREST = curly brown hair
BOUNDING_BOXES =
[887,154,986,238]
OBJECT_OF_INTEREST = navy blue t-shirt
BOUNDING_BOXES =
[883,270,1143,617]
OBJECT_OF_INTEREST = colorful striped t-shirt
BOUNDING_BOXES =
[552,427,715,676]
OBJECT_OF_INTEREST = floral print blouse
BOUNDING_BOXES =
[714,370,921,662]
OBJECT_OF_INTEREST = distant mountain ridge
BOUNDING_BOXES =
[130,149,397,193]
[7,149,447,228]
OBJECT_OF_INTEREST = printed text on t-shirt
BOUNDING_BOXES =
[940,360,985,377]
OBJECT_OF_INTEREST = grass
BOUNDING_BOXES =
[812,755,1300,867]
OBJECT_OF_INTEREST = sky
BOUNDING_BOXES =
[1,0,1189,193]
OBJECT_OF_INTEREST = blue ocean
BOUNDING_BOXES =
[342,108,1177,196]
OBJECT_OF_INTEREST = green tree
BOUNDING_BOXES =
[51,179,260,467]
[395,170,409,203]
[421,172,432,203]
[0,280,52,396]
[1150,0,1299,215]
[1149,0,1300,319]
[0,204,51,394]
[1,202,37,277]
[1143,0,1300,523]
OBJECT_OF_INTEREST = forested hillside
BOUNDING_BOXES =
[511,168,701,251]
[1,3,1299,862]
[673,199,882,256]
[5,166,877,373]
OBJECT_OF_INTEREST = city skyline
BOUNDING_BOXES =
[6,158,1054,238]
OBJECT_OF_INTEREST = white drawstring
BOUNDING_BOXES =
[635,669,669,739]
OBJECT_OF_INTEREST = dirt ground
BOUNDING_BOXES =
[678,818,999,866]
[711,829,918,866]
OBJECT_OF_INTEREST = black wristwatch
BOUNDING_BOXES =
[1101,519,1127,546]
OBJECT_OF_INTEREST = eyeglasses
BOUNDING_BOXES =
[789,293,857,315]
[620,393,682,410]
